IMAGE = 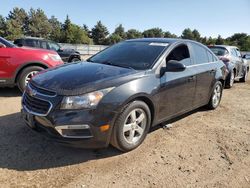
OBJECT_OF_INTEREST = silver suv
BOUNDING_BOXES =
[209,45,249,88]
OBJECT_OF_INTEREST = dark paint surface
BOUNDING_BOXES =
[22,38,227,148]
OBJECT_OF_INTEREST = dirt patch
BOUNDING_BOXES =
[0,79,250,187]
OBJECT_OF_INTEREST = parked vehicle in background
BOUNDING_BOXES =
[243,54,250,64]
[21,38,226,152]
[14,37,81,63]
[208,45,249,88]
[0,37,64,92]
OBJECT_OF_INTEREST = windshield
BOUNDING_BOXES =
[208,46,228,56]
[88,41,168,70]
[0,37,16,48]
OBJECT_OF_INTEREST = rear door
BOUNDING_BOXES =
[190,42,217,107]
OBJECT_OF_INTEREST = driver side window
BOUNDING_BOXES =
[166,44,192,66]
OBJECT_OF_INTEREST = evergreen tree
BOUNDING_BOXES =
[0,15,6,37]
[143,28,164,38]
[49,16,62,42]
[192,29,201,42]
[114,24,126,39]
[181,28,194,40]
[215,35,224,45]
[27,8,51,38]
[91,21,109,45]
[62,15,74,43]
[5,7,28,40]
[126,29,142,39]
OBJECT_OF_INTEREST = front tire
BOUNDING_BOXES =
[111,101,151,152]
[207,81,223,110]
[17,66,44,92]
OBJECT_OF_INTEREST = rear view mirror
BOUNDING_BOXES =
[166,60,186,72]
[0,43,6,48]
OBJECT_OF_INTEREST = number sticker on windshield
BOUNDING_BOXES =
[149,43,169,47]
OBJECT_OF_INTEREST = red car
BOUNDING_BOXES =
[0,37,64,92]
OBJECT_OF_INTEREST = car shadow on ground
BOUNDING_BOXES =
[0,107,207,171]
[0,112,122,171]
[0,87,22,97]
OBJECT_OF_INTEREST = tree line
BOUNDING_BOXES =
[0,7,250,51]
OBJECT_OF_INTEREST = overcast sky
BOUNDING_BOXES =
[1,0,250,38]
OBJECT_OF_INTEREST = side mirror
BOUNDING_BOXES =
[242,55,246,59]
[165,60,186,72]
[0,43,6,48]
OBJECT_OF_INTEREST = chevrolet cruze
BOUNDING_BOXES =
[21,38,227,152]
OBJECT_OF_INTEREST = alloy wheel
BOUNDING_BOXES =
[24,71,38,85]
[212,84,222,107]
[122,108,147,144]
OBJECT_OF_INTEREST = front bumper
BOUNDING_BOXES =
[21,106,117,149]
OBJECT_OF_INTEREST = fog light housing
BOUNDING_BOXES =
[55,125,93,138]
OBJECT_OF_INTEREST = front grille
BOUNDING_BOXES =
[29,82,56,96]
[23,93,51,115]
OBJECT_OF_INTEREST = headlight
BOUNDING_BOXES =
[61,87,114,109]
[48,54,62,61]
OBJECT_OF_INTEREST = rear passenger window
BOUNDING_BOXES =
[192,43,209,64]
[166,44,192,66]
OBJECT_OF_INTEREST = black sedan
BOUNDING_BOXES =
[21,38,227,152]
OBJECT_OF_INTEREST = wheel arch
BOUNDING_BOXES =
[119,94,156,127]
[14,62,48,83]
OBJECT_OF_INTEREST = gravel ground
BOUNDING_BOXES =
[0,78,249,188]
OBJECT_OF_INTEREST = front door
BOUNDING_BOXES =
[157,43,196,121]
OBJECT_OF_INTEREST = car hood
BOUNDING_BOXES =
[21,46,57,54]
[31,62,145,96]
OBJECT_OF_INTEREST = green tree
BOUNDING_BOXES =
[83,24,91,38]
[143,28,164,38]
[207,37,216,45]
[181,28,194,40]
[164,31,177,38]
[71,24,92,44]
[126,29,142,39]
[192,29,201,42]
[107,33,123,44]
[61,15,74,43]
[215,35,224,45]
[5,7,28,40]
[227,33,250,51]
[91,21,109,45]
[27,8,51,38]
[114,24,126,39]
[0,15,6,37]
[48,16,62,42]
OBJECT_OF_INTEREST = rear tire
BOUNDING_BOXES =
[239,68,248,82]
[207,81,223,110]
[17,66,44,92]
[225,71,234,88]
[111,101,151,152]
[70,58,81,62]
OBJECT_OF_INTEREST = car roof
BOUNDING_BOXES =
[126,38,186,44]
